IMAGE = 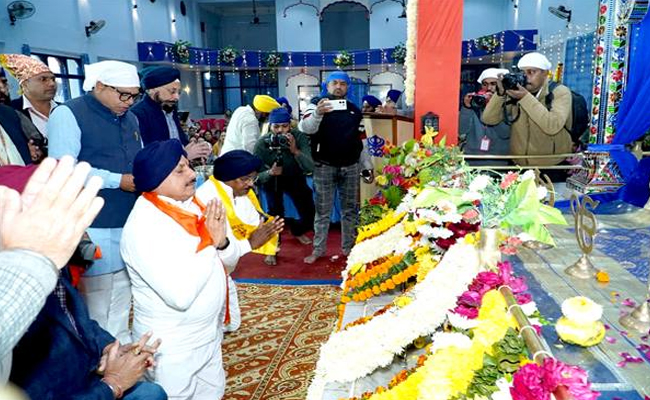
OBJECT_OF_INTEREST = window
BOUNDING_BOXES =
[202,71,279,115]
[31,53,85,102]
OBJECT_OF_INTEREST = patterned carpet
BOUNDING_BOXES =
[222,284,340,400]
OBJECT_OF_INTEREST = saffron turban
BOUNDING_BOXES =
[0,54,51,84]
[252,95,280,113]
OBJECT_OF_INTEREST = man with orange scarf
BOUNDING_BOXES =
[196,150,284,332]
[121,139,229,399]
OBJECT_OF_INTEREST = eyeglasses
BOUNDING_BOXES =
[239,175,258,184]
[106,85,141,103]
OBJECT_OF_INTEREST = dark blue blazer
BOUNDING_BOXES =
[131,95,188,146]
[0,104,32,164]
[10,274,117,400]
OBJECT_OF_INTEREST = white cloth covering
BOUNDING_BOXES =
[196,179,262,332]
[83,60,140,91]
[120,195,227,399]
[477,68,510,84]
[517,52,552,71]
[219,105,260,155]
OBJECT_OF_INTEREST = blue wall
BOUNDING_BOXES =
[276,0,321,51]
[0,0,201,62]
[370,1,407,48]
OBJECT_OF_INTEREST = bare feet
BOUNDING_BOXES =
[264,255,277,266]
[296,234,312,245]
[303,253,323,264]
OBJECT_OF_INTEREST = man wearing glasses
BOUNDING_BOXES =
[196,150,284,332]
[47,60,142,343]
[132,66,211,162]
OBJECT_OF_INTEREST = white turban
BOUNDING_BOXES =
[517,52,552,71]
[477,68,510,84]
[83,60,140,91]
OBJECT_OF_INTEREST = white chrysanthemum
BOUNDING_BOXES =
[537,186,548,200]
[441,212,462,223]
[429,227,453,239]
[446,312,480,330]
[469,175,490,192]
[435,200,457,215]
[462,191,482,202]
[492,377,514,400]
[520,170,536,181]
[429,332,472,353]
[561,296,603,324]
[519,301,538,316]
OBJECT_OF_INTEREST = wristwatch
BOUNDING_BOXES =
[216,238,230,251]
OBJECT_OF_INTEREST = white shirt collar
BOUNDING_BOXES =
[22,95,56,112]
[156,193,201,214]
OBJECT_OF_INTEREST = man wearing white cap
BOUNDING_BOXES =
[482,52,572,169]
[47,60,143,342]
[459,68,510,166]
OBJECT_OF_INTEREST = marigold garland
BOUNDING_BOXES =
[356,211,406,243]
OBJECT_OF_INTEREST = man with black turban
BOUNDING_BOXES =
[121,139,230,399]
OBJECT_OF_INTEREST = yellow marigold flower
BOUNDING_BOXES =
[376,174,388,186]
[464,232,478,245]
[393,295,412,308]
[380,282,388,292]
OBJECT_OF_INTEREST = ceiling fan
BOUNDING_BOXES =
[249,0,269,25]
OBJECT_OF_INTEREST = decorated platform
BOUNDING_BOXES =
[307,135,650,400]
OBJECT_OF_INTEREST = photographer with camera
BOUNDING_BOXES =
[459,68,510,166]
[481,52,573,176]
[254,107,315,265]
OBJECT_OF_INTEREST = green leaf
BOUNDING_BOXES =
[413,187,466,208]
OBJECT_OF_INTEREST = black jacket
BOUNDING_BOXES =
[0,104,32,164]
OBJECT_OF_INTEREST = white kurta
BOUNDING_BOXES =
[196,180,262,332]
[120,195,227,400]
[219,105,260,155]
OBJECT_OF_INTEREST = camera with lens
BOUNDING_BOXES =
[265,133,289,150]
[501,71,527,91]
[468,89,493,109]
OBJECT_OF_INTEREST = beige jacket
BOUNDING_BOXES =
[481,81,573,166]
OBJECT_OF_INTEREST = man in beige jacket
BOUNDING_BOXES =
[481,52,572,169]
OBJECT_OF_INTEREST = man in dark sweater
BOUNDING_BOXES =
[131,66,211,161]
[47,60,142,343]
[298,71,373,264]
[254,107,314,265]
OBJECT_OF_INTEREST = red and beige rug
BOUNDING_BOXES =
[222,283,340,400]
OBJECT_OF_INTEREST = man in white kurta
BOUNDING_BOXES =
[219,95,279,155]
[121,139,230,399]
[196,149,284,332]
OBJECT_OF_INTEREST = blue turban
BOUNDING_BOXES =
[0,68,5,78]
[268,107,292,124]
[325,71,351,85]
[213,150,263,182]
[133,139,187,192]
[275,97,293,115]
[362,95,381,108]
[140,66,180,90]
[386,89,402,103]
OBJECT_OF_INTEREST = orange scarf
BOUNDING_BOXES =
[142,192,231,325]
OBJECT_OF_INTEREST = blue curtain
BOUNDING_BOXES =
[614,15,650,145]
[599,14,650,185]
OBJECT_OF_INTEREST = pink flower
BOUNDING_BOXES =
[454,304,479,319]
[510,363,549,400]
[462,208,479,221]
[516,293,533,305]
[457,291,482,307]
[391,176,405,186]
[500,171,519,190]
[476,271,503,288]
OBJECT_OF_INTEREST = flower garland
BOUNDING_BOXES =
[510,358,599,400]
[392,43,407,65]
[341,251,419,304]
[307,242,480,391]
[334,50,352,68]
[356,210,406,243]
[172,40,191,63]
[264,51,283,69]
[220,46,239,65]
[404,0,418,106]
[344,223,407,278]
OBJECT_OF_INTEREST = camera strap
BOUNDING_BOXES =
[502,101,521,126]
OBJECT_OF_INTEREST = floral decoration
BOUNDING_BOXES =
[334,51,352,68]
[220,46,239,65]
[510,358,599,400]
[264,51,283,68]
[392,43,407,65]
[172,40,191,63]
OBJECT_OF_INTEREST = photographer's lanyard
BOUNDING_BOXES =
[209,176,279,256]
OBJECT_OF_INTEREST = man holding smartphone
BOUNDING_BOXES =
[299,71,373,264]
